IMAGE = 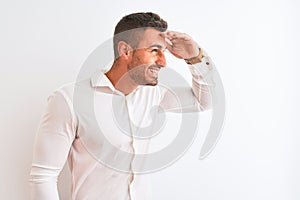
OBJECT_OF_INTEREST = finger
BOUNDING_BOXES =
[166,31,176,37]
[169,38,178,44]
[167,47,183,59]
[164,40,183,59]
[159,32,167,38]
[165,38,173,50]
[167,31,192,41]
[160,32,175,41]
[164,37,173,46]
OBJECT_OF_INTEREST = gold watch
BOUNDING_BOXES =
[184,48,203,65]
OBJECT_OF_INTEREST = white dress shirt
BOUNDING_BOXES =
[29,52,215,200]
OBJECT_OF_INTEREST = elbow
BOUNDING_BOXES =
[29,164,60,184]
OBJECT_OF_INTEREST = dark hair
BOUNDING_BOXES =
[113,12,168,58]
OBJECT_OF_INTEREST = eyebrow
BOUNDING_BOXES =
[148,44,167,51]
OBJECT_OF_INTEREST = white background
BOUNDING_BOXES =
[1,0,300,199]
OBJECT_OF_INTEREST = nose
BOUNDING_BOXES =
[156,50,167,67]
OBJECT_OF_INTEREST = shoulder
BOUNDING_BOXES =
[51,78,93,104]
[49,82,76,106]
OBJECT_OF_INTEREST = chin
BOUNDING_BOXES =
[145,81,158,86]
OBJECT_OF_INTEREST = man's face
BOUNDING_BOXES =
[127,28,167,86]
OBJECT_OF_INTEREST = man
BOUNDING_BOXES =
[29,12,215,200]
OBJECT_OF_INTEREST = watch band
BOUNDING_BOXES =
[184,48,203,65]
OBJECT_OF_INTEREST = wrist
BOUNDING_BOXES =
[184,48,203,65]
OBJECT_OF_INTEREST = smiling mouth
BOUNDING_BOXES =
[147,65,161,78]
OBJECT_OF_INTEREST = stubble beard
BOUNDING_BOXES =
[127,64,158,86]
[127,51,159,86]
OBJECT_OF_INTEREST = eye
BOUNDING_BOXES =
[151,48,158,53]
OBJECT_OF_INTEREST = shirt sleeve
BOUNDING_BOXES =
[29,90,77,200]
[159,49,215,112]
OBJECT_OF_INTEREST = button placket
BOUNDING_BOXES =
[124,95,136,200]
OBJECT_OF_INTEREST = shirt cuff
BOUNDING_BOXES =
[187,49,215,86]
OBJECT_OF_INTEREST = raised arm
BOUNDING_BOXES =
[159,31,215,112]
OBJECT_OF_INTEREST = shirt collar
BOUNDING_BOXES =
[90,70,116,91]
[90,70,143,95]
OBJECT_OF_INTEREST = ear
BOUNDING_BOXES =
[117,41,132,59]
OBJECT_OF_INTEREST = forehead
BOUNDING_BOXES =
[137,28,166,49]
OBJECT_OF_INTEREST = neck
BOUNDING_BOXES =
[105,60,138,95]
